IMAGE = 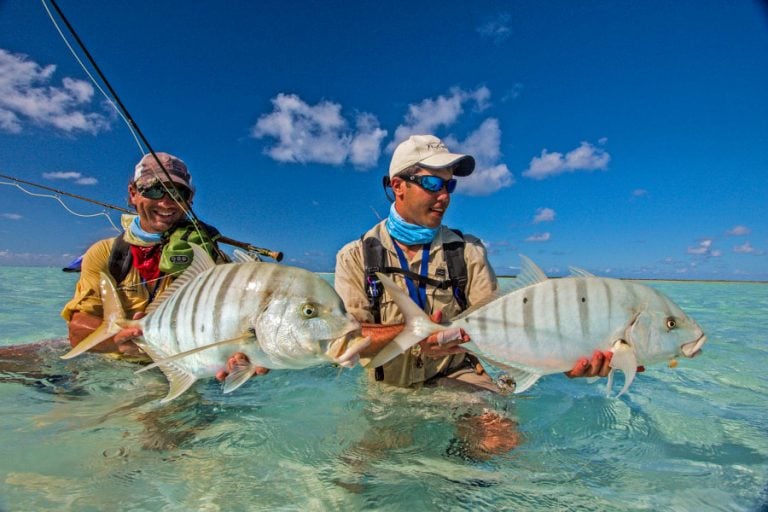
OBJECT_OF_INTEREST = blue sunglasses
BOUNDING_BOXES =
[401,174,457,194]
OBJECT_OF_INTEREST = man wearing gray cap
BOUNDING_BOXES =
[335,135,612,390]
[62,152,224,360]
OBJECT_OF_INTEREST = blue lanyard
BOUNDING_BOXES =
[392,239,431,310]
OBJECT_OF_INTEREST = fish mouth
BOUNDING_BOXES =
[680,333,706,358]
[326,330,370,368]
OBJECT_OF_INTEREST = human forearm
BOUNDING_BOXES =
[68,311,143,355]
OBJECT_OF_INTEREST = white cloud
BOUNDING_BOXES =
[687,238,721,257]
[525,232,551,243]
[250,87,512,194]
[0,49,111,134]
[533,207,555,224]
[632,189,648,197]
[251,93,386,168]
[447,118,514,196]
[42,171,98,185]
[478,13,512,44]
[726,225,750,236]
[387,87,491,152]
[733,241,764,255]
[523,141,611,180]
[1,213,22,220]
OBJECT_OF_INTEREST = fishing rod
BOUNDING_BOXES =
[42,0,282,263]
[0,173,283,262]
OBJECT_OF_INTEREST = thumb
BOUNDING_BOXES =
[430,309,444,324]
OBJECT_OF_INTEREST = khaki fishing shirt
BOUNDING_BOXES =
[61,237,175,324]
[335,221,498,388]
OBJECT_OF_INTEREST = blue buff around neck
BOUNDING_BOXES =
[385,204,438,245]
[129,215,163,244]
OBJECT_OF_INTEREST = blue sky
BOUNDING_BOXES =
[1,1,766,281]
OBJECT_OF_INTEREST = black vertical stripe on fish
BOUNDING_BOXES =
[186,266,219,338]
[576,279,589,340]
[523,284,536,343]
[602,278,613,325]
[552,280,562,340]
[210,265,243,340]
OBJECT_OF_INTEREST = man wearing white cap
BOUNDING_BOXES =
[335,135,613,390]
[62,152,223,360]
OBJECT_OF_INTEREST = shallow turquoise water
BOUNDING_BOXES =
[0,267,766,511]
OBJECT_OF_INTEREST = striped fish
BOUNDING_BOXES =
[369,256,706,397]
[62,245,368,402]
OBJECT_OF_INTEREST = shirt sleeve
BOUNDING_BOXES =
[60,238,114,321]
[463,234,499,307]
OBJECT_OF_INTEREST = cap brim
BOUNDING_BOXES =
[136,173,193,190]
[419,154,475,176]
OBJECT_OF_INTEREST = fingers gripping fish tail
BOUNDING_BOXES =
[367,273,442,369]
[61,272,130,359]
[606,339,638,398]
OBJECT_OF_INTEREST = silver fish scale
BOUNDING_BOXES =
[141,262,300,372]
[462,277,668,372]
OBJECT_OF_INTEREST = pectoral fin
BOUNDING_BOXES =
[134,333,254,374]
[607,339,638,398]
[223,361,259,394]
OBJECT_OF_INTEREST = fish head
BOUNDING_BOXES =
[627,289,706,365]
[250,270,367,368]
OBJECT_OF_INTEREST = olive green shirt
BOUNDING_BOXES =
[334,221,498,388]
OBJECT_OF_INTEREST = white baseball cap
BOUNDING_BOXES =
[388,135,475,179]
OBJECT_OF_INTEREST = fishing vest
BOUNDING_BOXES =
[361,229,469,324]
[108,220,221,285]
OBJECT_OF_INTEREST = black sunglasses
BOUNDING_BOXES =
[400,174,457,194]
[137,182,192,202]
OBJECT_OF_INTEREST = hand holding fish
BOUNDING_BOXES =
[215,353,270,382]
[564,350,613,378]
[419,310,469,359]
[113,312,145,357]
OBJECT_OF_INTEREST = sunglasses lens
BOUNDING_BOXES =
[139,184,191,201]
[140,184,165,199]
[420,176,444,192]
[446,179,457,193]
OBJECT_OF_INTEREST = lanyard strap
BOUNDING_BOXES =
[392,239,431,310]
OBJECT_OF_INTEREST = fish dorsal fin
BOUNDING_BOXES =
[569,266,596,278]
[145,244,216,315]
[510,255,548,291]
[231,248,260,263]
[61,272,127,359]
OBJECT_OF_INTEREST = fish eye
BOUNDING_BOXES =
[666,317,677,330]
[300,303,318,319]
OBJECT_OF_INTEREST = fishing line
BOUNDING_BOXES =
[42,0,226,262]
[39,0,282,262]
[0,173,283,261]
[40,0,145,155]
[0,179,123,232]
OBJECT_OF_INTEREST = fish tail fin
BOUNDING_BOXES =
[61,272,129,360]
[368,273,441,368]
